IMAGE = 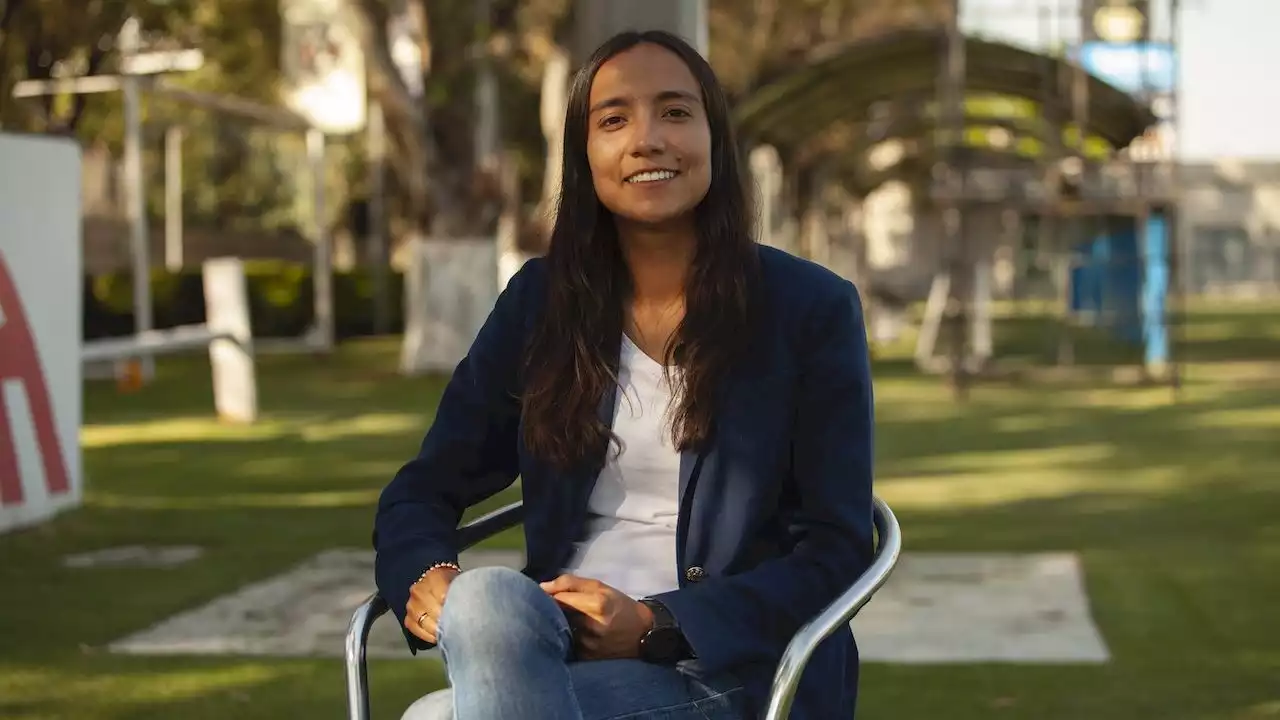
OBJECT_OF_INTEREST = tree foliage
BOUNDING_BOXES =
[709,0,949,95]
[1,0,949,248]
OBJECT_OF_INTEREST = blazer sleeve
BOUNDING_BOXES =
[652,279,876,674]
[373,259,539,652]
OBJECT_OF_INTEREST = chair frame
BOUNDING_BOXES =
[345,496,901,720]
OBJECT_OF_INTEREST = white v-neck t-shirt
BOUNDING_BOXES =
[560,335,682,599]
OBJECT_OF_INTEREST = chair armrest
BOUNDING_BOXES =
[762,495,903,720]
[345,592,389,720]
[456,500,526,551]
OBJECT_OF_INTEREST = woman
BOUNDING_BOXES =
[375,29,875,720]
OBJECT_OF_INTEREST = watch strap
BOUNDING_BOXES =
[639,598,691,662]
[640,598,676,628]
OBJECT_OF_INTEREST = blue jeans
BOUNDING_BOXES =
[402,566,747,720]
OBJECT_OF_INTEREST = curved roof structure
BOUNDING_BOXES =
[832,140,1051,198]
[732,29,1156,156]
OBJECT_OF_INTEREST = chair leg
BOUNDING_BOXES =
[346,593,390,720]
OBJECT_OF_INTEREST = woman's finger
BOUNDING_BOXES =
[571,613,608,637]
[405,591,444,644]
[404,606,438,644]
[540,574,591,594]
[551,590,605,620]
[419,614,439,644]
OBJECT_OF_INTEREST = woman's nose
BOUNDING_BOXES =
[629,115,667,156]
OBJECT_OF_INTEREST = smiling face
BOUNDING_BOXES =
[586,42,713,230]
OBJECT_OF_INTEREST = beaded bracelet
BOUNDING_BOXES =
[415,561,462,584]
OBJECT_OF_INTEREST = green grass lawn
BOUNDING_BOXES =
[1,308,1278,719]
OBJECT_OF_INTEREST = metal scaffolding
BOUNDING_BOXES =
[928,0,1184,397]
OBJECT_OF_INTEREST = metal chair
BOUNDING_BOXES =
[345,496,901,720]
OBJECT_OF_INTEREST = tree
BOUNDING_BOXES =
[0,0,207,131]
[349,0,570,247]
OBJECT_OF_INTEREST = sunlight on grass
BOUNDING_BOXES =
[0,663,295,710]
[1238,700,1280,718]
[297,412,426,442]
[1191,407,1280,430]
[988,413,1079,432]
[896,443,1118,475]
[91,489,383,510]
[82,412,427,450]
[882,462,1187,512]
[81,417,291,448]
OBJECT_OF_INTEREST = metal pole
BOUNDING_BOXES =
[942,0,969,398]
[474,0,498,171]
[367,100,389,335]
[120,17,154,376]
[1136,202,1152,373]
[1055,214,1075,367]
[164,125,184,271]
[307,128,333,351]
[1048,0,1072,368]
[1068,0,1089,370]
[1169,0,1184,398]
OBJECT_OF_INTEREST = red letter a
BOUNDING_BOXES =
[0,253,71,506]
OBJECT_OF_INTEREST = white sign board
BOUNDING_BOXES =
[0,133,83,534]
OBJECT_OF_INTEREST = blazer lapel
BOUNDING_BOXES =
[678,448,702,504]
[578,360,621,498]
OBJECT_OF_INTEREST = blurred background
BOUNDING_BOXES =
[0,0,1277,718]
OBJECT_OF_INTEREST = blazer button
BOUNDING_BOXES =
[685,566,706,583]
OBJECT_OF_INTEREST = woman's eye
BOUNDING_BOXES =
[600,115,624,128]
[664,107,692,118]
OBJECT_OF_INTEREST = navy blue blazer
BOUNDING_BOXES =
[374,245,876,719]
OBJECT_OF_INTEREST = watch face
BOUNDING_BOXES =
[641,627,681,662]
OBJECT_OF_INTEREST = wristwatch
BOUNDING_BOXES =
[638,598,690,664]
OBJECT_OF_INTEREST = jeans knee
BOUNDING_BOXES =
[439,566,567,654]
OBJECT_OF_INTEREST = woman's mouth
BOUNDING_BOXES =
[625,169,680,184]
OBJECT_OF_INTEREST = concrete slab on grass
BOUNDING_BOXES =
[854,552,1110,664]
[109,548,523,659]
[110,551,1108,664]
[64,545,204,569]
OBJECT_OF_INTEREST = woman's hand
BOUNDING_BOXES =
[405,565,461,644]
[540,574,654,660]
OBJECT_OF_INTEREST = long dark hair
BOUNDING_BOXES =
[521,30,759,471]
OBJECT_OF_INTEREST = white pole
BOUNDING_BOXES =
[203,258,258,423]
[164,125,184,271]
[120,17,154,377]
[307,128,333,351]
[367,100,389,334]
[971,256,993,361]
